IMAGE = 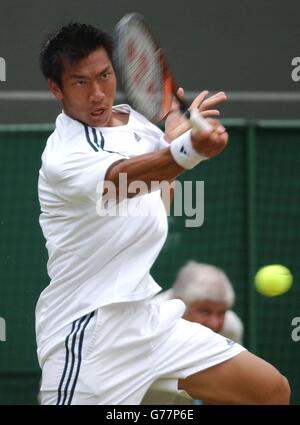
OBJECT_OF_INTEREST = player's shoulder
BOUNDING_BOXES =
[114,103,163,135]
[54,112,86,143]
[42,113,92,180]
[46,112,95,154]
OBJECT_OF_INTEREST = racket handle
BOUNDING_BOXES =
[187,109,213,132]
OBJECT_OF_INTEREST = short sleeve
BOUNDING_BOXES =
[46,150,126,205]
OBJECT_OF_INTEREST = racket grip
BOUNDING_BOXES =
[188,109,213,132]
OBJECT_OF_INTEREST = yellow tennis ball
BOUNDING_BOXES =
[254,265,293,297]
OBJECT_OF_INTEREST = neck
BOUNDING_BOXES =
[111,110,129,126]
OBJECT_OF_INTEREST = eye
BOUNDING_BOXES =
[100,71,111,80]
[75,80,86,86]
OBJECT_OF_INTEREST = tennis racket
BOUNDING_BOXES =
[113,13,212,132]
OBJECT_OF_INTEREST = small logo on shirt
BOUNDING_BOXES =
[180,145,188,155]
[226,338,235,346]
[133,132,141,142]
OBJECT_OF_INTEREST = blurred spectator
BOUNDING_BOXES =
[142,261,244,404]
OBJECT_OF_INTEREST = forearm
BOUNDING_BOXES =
[104,121,227,199]
[105,147,184,197]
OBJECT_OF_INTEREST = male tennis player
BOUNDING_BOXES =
[36,23,290,405]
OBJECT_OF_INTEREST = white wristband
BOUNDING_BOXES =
[169,130,208,169]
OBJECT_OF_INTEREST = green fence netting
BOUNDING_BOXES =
[0,121,299,404]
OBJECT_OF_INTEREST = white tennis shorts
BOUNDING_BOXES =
[40,298,246,405]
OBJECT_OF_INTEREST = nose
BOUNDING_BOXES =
[208,316,224,333]
[89,81,105,102]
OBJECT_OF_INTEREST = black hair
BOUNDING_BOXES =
[39,22,113,89]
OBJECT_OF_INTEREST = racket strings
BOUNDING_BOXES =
[119,24,164,120]
[114,14,174,122]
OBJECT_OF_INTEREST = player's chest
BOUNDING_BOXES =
[94,128,155,157]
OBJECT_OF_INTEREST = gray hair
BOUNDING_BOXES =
[172,261,235,307]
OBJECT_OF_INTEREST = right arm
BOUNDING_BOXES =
[104,121,228,198]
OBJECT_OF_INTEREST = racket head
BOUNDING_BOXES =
[113,13,175,122]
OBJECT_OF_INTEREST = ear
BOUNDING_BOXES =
[48,79,64,101]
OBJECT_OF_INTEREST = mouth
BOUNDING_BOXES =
[90,107,107,118]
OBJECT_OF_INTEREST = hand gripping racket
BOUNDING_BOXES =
[113,13,212,132]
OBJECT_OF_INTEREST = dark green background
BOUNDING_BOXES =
[0,121,299,404]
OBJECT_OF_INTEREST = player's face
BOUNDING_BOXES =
[184,300,227,333]
[49,47,117,127]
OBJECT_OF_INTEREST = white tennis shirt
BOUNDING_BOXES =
[36,105,169,358]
